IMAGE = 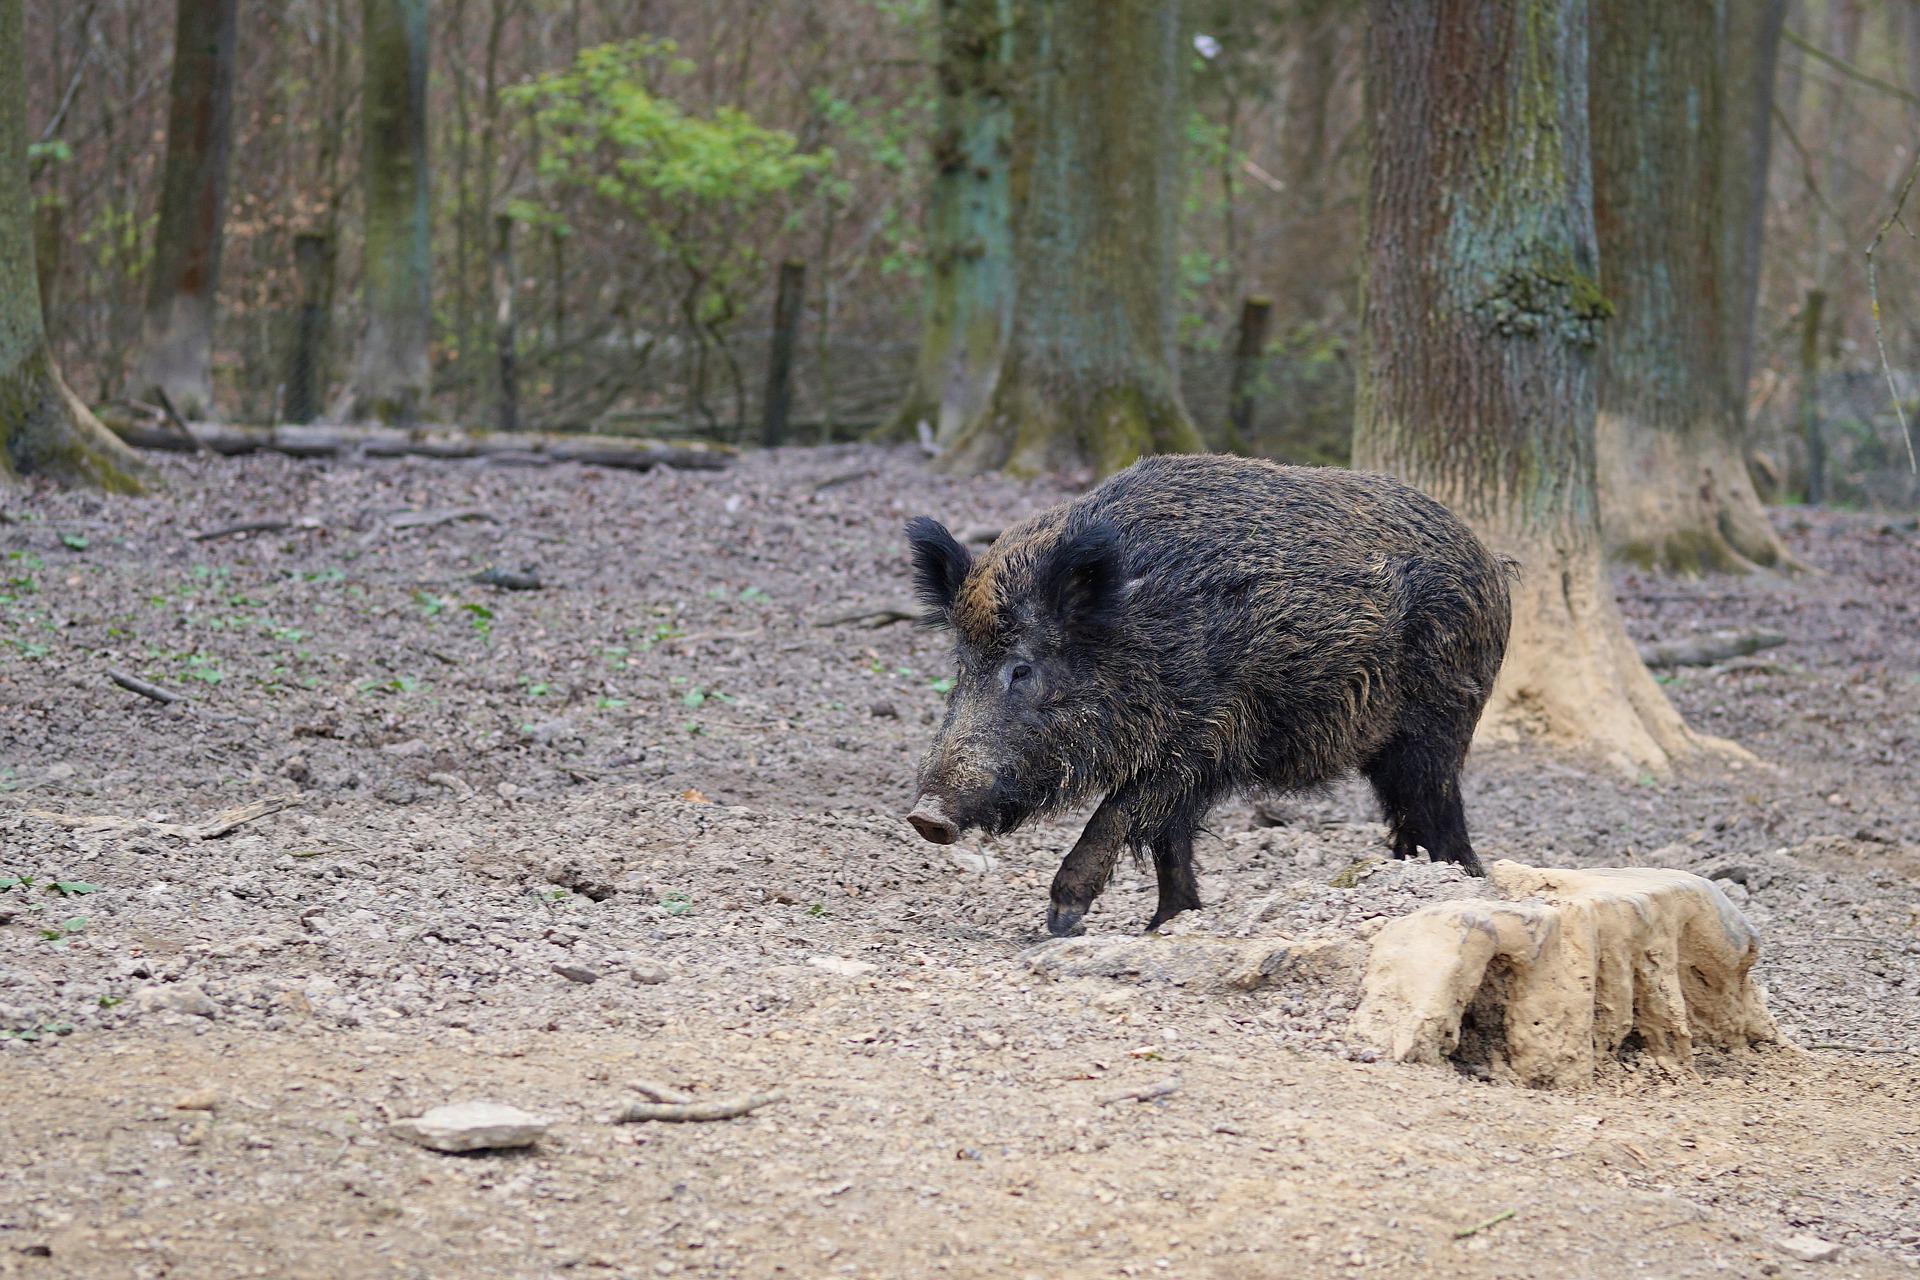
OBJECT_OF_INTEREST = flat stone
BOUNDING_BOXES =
[553,963,601,984]
[133,983,219,1018]
[1776,1235,1841,1264]
[630,963,670,985]
[389,1102,548,1153]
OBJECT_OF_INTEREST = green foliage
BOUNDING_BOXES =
[509,40,829,327]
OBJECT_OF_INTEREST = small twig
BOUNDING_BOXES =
[471,567,543,591]
[811,467,876,493]
[664,628,763,651]
[192,795,299,839]
[615,1091,783,1123]
[106,669,184,705]
[1865,149,1920,474]
[1782,28,1920,107]
[629,1079,695,1105]
[152,388,208,455]
[1452,1209,1516,1240]
[1808,1042,1915,1055]
[191,518,294,542]
[387,506,499,531]
[812,605,918,629]
[1098,1078,1181,1106]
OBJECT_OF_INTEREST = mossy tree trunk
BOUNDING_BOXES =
[128,0,238,420]
[0,0,146,491]
[340,0,431,424]
[888,0,1015,447]
[1590,0,1795,573]
[1356,0,1715,774]
[940,0,1202,478]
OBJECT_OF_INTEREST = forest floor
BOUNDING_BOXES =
[2,445,1918,1279]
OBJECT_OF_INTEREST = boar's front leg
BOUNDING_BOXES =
[1046,793,1132,937]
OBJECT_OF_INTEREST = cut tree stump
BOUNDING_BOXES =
[1351,861,1780,1087]
[103,417,734,473]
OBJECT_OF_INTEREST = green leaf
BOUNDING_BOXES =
[60,533,88,551]
[51,880,98,897]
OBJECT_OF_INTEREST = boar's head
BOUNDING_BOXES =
[902,515,1128,845]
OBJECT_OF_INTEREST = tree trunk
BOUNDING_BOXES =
[1275,0,1340,332]
[129,0,238,420]
[888,0,1015,446]
[1357,0,1713,774]
[1720,0,1787,420]
[1225,295,1272,453]
[341,0,432,424]
[492,214,519,435]
[1591,0,1796,573]
[0,0,146,491]
[941,0,1202,477]
[282,231,334,424]
[762,260,805,448]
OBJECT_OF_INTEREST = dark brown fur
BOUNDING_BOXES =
[905,454,1512,936]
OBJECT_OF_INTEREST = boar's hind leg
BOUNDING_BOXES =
[1146,821,1203,933]
[1362,733,1485,878]
[1047,794,1131,937]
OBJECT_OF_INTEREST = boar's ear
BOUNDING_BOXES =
[1038,520,1124,636]
[905,517,973,622]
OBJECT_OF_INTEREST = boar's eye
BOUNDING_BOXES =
[1007,662,1033,688]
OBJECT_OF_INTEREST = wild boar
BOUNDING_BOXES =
[903,453,1512,936]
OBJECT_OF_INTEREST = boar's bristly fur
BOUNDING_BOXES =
[904,453,1513,937]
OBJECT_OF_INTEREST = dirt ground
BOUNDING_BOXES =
[2,445,1918,1279]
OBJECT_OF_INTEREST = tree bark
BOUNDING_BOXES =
[129,0,238,420]
[492,213,520,434]
[1590,0,1796,574]
[888,0,1015,446]
[1225,295,1272,453]
[340,0,432,424]
[1357,0,1713,774]
[1720,0,1787,421]
[283,231,333,424]
[941,0,1202,477]
[762,260,805,448]
[0,0,147,491]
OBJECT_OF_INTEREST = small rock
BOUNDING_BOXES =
[870,701,899,719]
[1776,1235,1841,1264]
[133,983,219,1019]
[808,955,878,978]
[174,1090,220,1112]
[553,963,601,984]
[389,1102,548,1153]
[975,1028,1006,1050]
[630,963,670,985]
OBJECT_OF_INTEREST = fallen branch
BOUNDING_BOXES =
[22,794,297,841]
[1098,1078,1181,1106]
[812,467,876,493]
[629,1079,695,1105]
[107,669,184,705]
[105,418,734,474]
[615,1091,783,1123]
[812,605,919,629]
[1637,629,1786,669]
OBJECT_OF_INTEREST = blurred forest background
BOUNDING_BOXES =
[10,0,1918,506]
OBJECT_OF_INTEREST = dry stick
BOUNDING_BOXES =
[191,518,294,542]
[812,605,918,629]
[1808,1042,1915,1055]
[615,1091,783,1123]
[1865,149,1920,474]
[194,795,297,839]
[387,506,498,531]
[23,794,296,841]
[1099,1078,1181,1106]
[629,1080,695,1105]
[106,669,184,705]
[1452,1209,1517,1240]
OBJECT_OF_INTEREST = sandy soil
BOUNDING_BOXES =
[2,446,1918,1279]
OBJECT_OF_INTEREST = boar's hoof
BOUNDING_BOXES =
[1145,906,1193,933]
[907,798,959,845]
[1046,901,1089,938]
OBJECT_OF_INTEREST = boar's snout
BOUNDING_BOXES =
[907,795,960,845]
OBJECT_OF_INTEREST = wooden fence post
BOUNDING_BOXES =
[762,260,806,447]
[494,213,521,434]
[1226,296,1273,453]
[283,231,332,424]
